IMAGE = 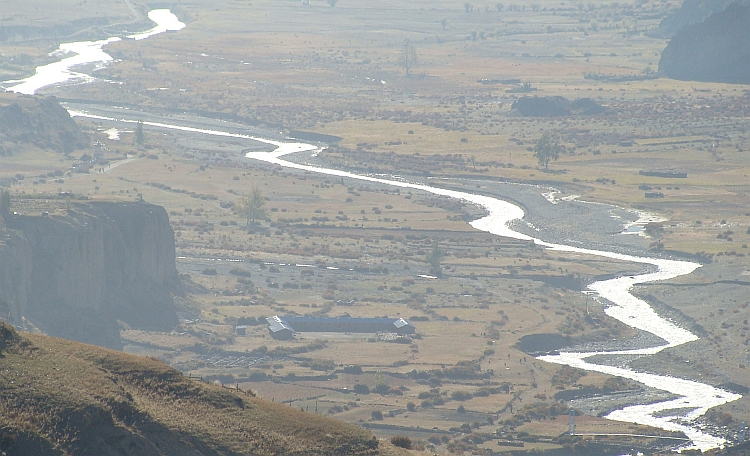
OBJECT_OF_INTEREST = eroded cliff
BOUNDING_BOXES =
[0,202,179,349]
[659,2,750,84]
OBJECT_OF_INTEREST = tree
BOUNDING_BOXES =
[237,186,268,226]
[464,2,474,12]
[534,132,561,169]
[0,189,11,214]
[400,39,417,75]
[373,370,388,394]
[135,120,145,147]
[440,18,447,30]
[426,240,445,278]
[496,2,504,11]
[327,0,338,6]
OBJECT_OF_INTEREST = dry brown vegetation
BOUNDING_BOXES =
[1,0,749,453]
[0,322,411,455]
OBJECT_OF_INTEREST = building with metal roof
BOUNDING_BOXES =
[265,315,415,338]
[266,316,295,340]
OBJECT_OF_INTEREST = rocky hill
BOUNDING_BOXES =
[0,323,400,456]
[0,93,88,156]
[0,202,179,349]
[654,0,748,38]
[659,2,750,84]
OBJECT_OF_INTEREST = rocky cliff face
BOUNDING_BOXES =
[0,202,179,349]
[654,0,747,38]
[659,2,750,84]
[0,93,89,156]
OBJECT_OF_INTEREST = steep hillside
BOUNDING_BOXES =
[0,0,154,44]
[0,323,400,456]
[0,93,88,156]
[654,0,748,38]
[0,202,179,349]
[659,2,750,84]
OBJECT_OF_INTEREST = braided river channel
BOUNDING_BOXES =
[3,9,742,451]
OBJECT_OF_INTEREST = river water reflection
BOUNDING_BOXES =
[3,10,184,95]
[27,12,739,448]
[64,108,740,450]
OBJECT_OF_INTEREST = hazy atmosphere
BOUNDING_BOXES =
[0,0,748,454]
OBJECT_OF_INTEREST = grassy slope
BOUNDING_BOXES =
[0,322,407,456]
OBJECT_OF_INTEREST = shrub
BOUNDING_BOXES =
[229,268,251,277]
[390,436,412,449]
[201,268,218,276]
[328,405,344,414]
[352,384,370,394]
[373,383,390,395]
[371,410,383,420]
[451,390,473,401]
[343,365,363,374]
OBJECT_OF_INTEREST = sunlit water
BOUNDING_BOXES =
[12,7,740,451]
[68,102,739,453]
[3,10,184,95]
[128,10,186,41]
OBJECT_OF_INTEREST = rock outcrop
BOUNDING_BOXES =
[511,96,606,117]
[659,2,750,84]
[654,0,748,38]
[0,202,179,349]
[0,93,88,156]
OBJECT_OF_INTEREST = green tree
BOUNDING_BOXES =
[0,189,10,214]
[135,120,145,147]
[400,39,417,75]
[327,0,338,6]
[426,240,445,278]
[237,186,268,226]
[440,18,448,30]
[534,132,561,170]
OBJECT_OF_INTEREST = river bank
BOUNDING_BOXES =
[6,13,743,449]
[1,10,184,96]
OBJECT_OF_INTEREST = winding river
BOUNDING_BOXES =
[4,10,741,451]
[2,9,184,95]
